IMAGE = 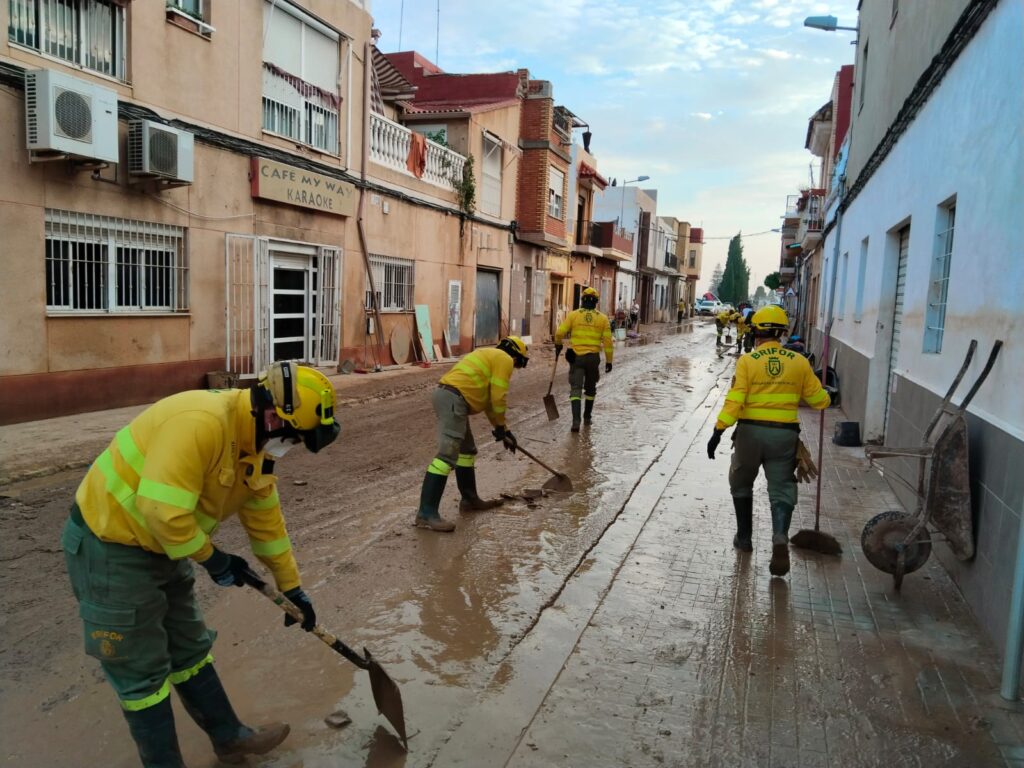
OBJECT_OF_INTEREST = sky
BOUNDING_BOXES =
[369,0,859,293]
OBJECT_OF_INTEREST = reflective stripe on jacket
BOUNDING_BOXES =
[75,389,301,591]
[715,341,830,429]
[554,309,614,362]
[439,347,515,427]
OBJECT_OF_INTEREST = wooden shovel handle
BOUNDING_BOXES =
[547,348,561,395]
[515,444,567,480]
[243,570,370,670]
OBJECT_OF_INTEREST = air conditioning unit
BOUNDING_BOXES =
[25,69,118,164]
[128,120,194,184]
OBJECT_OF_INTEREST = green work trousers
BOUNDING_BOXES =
[432,385,477,469]
[568,352,601,402]
[62,505,216,712]
[728,423,799,534]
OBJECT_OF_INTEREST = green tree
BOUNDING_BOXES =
[753,285,767,302]
[764,272,781,290]
[718,233,750,305]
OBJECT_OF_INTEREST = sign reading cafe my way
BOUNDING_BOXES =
[250,157,356,217]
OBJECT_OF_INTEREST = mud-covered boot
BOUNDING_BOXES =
[583,399,595,426]
[174,663,289,765]
[414,470,456,532]
[732,496,753,552]
[456,465,503,512]
[122,697,186,768]
[769,503,794,576]
[570,400,582,433]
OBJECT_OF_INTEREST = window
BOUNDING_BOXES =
[854,237,868,321]
[532,269,547,311]
[45,210,188,313]
[262,0,341,155]
[9,0,126,80]
[365,254,414,312]
[548,166,565,220]
[480,134,502,217]
[838,251,849,319]
[924,203,955,353]
[689,249,697,268]
[858,39,868,112]
[168,0,202,18]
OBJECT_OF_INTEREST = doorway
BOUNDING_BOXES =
[884,224,910,437]
[523,267,533,337]
[475,269,501,347]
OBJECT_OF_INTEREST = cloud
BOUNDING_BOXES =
[691,112,714,120]
[761,48,795,60]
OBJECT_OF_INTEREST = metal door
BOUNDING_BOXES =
[270,254,311,362]
[475,269,501,346]
[314,246,341,366]
[523,267,532,336]
[225,234,270,378]
[884,225,910,436]
[447,280,462,350]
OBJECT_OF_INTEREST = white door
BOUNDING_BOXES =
[270,249,314,363]
[884,225,910,436]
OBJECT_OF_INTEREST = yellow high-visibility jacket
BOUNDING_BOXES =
[439,347,515,427]
[75,389,301,591]
[554,308,613,362]
[716,310,739,326]
[715,341,830,429]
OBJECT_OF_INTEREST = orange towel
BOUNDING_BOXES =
[406,132,427,178]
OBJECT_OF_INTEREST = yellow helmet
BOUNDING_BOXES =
[581,286,600,309]
[582,287,599,298]
[751,305,789,332]
[258,362,340,452]
[497,336,530,367]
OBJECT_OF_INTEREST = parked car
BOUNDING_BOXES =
[696,299,724,316]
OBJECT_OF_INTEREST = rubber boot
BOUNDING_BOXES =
[122,697,186,768]
[769,504,794,577]
[570,401,582,433]
[456,466,503,512]
[174,664,289,765]
[583,399,594,426]
[414,471,456,532]
[732,497,753,552]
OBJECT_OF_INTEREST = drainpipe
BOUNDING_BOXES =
[357,41,386,370]
[1001,530,1024,700]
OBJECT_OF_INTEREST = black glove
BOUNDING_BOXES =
[492,425,507,442]
[200,548,253,588]
[707,429,725,460]
[565,348,577,364]
[283,587,316,631]
[605,363,613,374]
[554,344,563,357]
[502,431,518,453]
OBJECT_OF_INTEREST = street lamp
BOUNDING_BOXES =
[618,175,651,230]
[803,15,858,32]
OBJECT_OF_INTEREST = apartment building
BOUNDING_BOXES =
[677,222,704,315]
[0,0,513,423]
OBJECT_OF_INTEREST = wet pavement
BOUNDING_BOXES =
[3,322,1024,767]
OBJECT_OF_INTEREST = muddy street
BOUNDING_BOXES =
[1,322,731,767]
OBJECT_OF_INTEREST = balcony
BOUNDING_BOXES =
[369,113,466,190]
[796,191,825,250]
[572,221,604,258]
[782,194,801,224]
[591,222,634,262]
[664,252,679,272]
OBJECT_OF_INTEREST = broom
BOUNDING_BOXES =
[789,322,843,556]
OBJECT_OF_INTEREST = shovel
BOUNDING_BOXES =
[515,444,573,492]
[242,570,408,749]
[542,348,561,421]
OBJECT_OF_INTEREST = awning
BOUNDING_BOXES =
[578,161,608,190]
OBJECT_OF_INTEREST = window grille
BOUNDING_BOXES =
[365,254,414,312]
[924,205,955,353]
[8,0,125,80]
[45,209,188,313]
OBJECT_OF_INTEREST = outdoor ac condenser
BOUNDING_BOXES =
[24,69,118,164]
[128,120,194,184]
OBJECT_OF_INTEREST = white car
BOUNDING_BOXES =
[696,299,724,316]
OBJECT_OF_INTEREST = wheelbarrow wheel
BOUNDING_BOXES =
[861,510,932,578]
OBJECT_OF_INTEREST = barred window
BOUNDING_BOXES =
[8,0,126,80]
[365,254,414,312]
[924,203,955,354]
[45,210,189,313]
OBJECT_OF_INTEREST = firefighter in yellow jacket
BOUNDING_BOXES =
[555,287,614,433]
[415,336,529,532]
[62,362,339,767]
[706,306,830,576]
[715,308,740,347]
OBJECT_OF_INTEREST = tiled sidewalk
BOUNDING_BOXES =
[508,407,1024,768]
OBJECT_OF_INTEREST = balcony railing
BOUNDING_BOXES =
[782,194,801,221]
[369,113,466,190]
[796,192,825,246]
[591,221,635,260]
[664,253,679,271]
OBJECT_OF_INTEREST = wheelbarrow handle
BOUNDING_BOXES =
[242,570,371,670]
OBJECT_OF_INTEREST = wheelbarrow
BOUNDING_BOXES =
[861,340,1002,590]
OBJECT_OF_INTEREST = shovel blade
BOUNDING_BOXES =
[365,650,408,749]
[542,473,574,492]
[543,394,559,421]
